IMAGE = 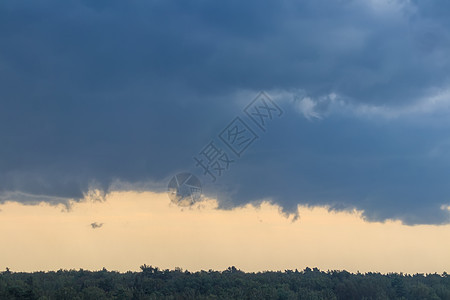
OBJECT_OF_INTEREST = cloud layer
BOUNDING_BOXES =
[1,0,450,224]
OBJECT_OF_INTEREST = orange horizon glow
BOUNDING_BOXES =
[0,191,449,274]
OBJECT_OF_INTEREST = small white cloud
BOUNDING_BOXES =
[295,97,322,120]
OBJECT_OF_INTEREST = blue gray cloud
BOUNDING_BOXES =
[1,0,450,224]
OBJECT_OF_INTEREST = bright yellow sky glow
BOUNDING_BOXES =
[0,191,449,274]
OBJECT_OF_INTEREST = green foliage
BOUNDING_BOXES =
[0,267,448,299]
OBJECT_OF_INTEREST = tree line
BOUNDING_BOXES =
[0,265,449,299]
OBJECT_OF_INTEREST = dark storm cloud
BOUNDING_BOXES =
[1,0,450,224]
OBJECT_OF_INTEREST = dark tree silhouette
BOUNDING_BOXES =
[0,266,449,299]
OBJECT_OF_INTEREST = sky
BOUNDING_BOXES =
[1,0,450,272]
[1,192,450,274]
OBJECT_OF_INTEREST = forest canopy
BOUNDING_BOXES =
[0,265,449,299]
